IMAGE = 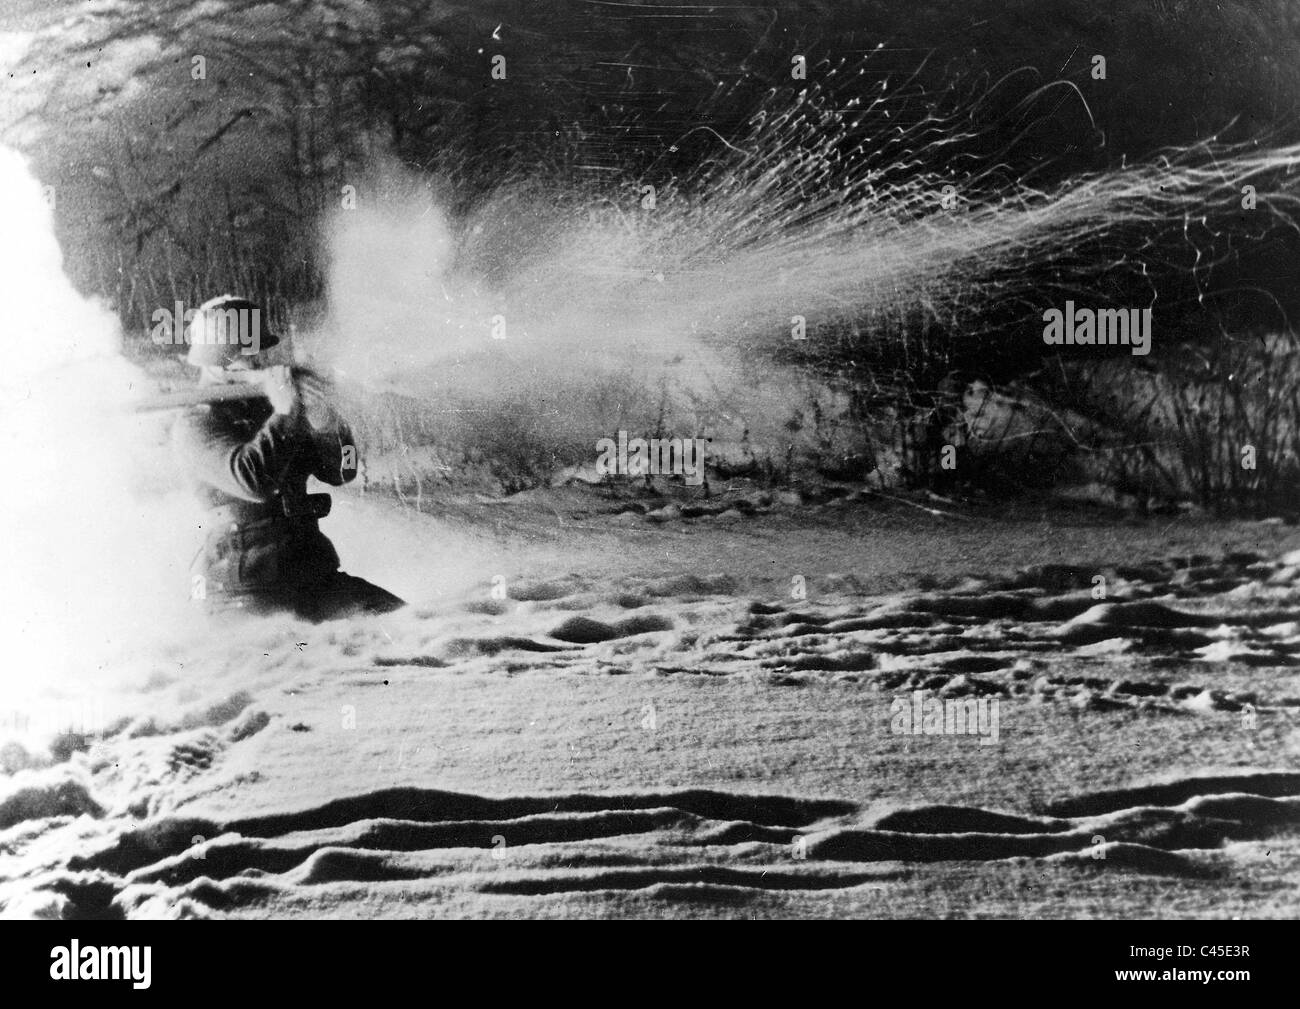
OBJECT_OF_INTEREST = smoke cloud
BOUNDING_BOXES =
[0,146,193,750]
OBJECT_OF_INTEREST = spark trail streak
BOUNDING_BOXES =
[317,64,1300,459]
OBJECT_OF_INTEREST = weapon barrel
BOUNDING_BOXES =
[132,383,269,412]
[132,366,333,412]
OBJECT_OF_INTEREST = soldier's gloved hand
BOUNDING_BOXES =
[260,365,300,416]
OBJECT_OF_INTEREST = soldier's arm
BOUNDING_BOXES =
[297,373,358,486]
[175,409,308,503]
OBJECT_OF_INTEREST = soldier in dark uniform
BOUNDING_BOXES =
[173,295,404,621]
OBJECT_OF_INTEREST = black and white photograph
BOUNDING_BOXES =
[1,0,1298,946]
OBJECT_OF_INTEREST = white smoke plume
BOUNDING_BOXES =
[310,83,1300,473]
[0,146,193,754]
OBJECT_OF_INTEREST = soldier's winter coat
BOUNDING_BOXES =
[173,396,402,620]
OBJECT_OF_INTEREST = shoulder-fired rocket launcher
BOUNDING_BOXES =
[132,366,326,412]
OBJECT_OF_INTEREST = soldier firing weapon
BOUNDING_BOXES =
[166,294,403,622]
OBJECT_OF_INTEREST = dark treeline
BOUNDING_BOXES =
[4,0,1299,349]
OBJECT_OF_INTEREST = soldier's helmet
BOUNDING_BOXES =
[184,294,280,368]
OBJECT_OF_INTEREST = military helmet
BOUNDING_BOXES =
[184,294,280,367]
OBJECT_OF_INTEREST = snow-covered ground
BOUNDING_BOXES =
[3,486,1299,919]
